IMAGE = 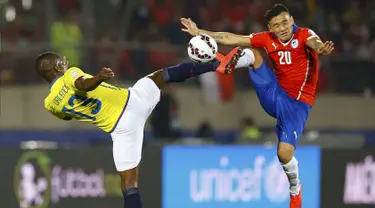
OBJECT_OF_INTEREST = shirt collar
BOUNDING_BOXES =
[49,75,62,89]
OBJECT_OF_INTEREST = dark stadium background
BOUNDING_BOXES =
[0,0,374,207]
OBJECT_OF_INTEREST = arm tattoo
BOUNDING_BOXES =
[212,35,229,41]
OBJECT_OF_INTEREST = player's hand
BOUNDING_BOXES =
[62,56,69,70]
[181,17,199,36]
[97,67,114,80]
[317,41,334,56]
[56,56,69,72]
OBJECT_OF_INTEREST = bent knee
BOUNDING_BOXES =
[146,69,165,89]
[246,48,263,68]
[277,143,295,164]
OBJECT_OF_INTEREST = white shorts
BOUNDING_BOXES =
[110,77,160,172]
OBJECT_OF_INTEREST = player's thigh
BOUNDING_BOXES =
[275,93,311,146]
[130,77,161,116]
[254,86,278,118]
[112,130,144,172]
[250,63,279,118]
[110,92,150,172]
[248,61,277,86]
[111,118,144,172]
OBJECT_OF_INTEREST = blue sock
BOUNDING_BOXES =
[124,187,142,208]
[163,61,219,82]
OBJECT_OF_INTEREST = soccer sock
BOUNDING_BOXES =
[163,62,219,82]
[124,187,142,208]
[235,48,255,68]
[281,156,300,195]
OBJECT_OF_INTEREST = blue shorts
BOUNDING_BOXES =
[249,62,311,146]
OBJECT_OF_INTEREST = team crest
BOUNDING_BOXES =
[71,70,78,79]
[291,39,299,48]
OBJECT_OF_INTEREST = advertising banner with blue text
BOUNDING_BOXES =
[162,145,321,208]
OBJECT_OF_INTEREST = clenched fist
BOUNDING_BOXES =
[97,67,114,80]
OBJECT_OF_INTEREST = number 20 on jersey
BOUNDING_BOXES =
[278,51,292,65]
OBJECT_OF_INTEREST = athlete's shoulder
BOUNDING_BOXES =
[250,31,273,39]
[65,67,85,79]
[63,67,94,89]
[250,31,273,48]
[298,27,312,34]
[298,27,310,31]
[298,27,319,40]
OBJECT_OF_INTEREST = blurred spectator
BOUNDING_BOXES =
[162,4,189,45]
[0,0,375,88]
[221,0,248,33]
[0,68,15,85]
[50,9,82,67]
[326,13,342,46]
[131,0,151,33]
[342,0,361,24]
[147,37,179,71]
[150,84,181,140]
[238,117,262,143]
[149,0,174,28]
[58,0,79,10]
[93,35,116,72]
[196,121,214,142]
[117,47,135,78]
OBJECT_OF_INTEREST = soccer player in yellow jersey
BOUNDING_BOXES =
[36,50,241,208]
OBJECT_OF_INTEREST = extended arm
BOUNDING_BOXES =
[181,18,252,47]
[74,67,114,91]
[197,28,252,47]
[307,37,334,56]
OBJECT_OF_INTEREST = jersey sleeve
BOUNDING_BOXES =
[65,67,86,91]
[249,32,268,48]
[300,28,320,44]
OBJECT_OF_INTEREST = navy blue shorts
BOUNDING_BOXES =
[249,62,311,146]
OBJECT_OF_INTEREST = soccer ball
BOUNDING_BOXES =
[187,34,218,63]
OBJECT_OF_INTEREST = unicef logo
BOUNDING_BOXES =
[14,151,52,208]
[264,157,290,203]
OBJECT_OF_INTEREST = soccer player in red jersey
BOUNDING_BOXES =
[181,4,334,208]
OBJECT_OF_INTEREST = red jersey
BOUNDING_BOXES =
[249,26,319,106]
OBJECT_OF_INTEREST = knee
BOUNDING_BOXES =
[277,143,295,164]
[146,70,165,89]
[246,48,263,68]
[119,167,138,191]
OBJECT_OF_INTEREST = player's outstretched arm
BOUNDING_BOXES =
[307,37,334,56]
[75,67,114,91]
[181,17,251,47]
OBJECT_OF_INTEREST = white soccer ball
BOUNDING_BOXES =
[187,34,218,63]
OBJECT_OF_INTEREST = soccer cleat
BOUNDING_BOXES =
[215,47,242,74]
[290,184,302,208]
[215,52,225,61]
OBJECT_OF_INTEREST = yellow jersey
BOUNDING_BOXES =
[45,67,129,132]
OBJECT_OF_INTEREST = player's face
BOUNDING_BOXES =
[268,12,295,42]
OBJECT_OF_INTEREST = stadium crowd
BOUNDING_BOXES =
[0,0,374,87]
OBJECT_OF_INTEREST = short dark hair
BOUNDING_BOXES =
[264,4,290,23]
[36,52,59,73]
